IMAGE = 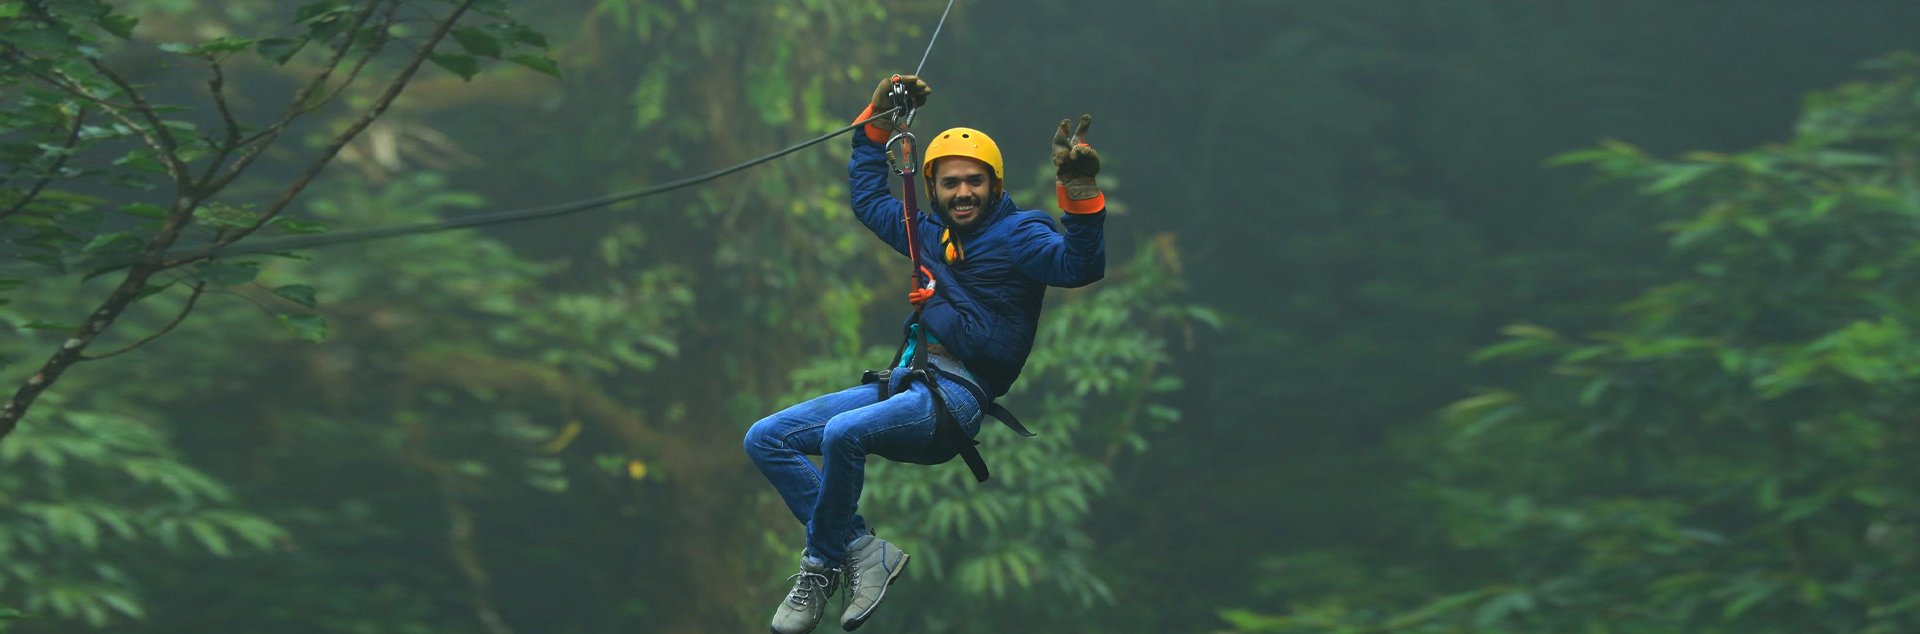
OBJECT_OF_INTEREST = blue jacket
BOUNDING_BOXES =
[849,132,1106,398]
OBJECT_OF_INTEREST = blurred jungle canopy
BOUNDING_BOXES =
[4,1,1920,632]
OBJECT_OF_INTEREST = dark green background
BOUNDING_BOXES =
[5,1,1920,632]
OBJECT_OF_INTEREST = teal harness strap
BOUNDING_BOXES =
[896,324,940,368]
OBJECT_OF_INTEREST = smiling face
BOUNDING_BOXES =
[929,156,998,229]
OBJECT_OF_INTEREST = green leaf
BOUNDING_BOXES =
[1473,590,1536,626]
[114,149,166,174]
[0,3,24,19]
[510,54,561,78]
[1470,338,1553,362]
[1548,147,1628,166]
[129,282,174,303]
[278,314,326,343]
[196,261,259,286]
[1501,323,1560,340]
[492,22,548,48]
[119,203,167,218]
[19,321,80,332]
[271,284,317,308]
[450,26,503,58]
[82,231,144,254]
[1577,378,1611,406]
[256,38,306,65]
[99,14,138,39]
[43,506,101,550]
[273,219,330,234]
[187,520,231,557]
[98,592,143,620]
[1641,164,1719,194]
[429,53,480,81]
[193,202,256,228]
[188,37,259,56]
[295,0,354,23]
[1757,477,1781,510]
[1724,582,1781,619]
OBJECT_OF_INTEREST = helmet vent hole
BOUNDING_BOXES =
[961,134,970,138]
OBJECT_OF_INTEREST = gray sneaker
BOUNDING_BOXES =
[771,557,839,634]
[838,534,909,631]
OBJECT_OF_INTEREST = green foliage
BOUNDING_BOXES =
[1228,54,1920,634]
[0,396,284,630]
[0,0,555,375]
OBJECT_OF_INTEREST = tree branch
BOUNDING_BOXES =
[19,0,191,189]
[215,0,391,188]
[0,46,174,166]
[313,0,403,113]
[197,0,478,255]
[82,57,191,188]
[198,61,245,185]
[0,0,467,441]
[81,281,208,361]
[0,108,85,223]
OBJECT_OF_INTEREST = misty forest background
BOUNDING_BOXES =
[6,0,1920,632]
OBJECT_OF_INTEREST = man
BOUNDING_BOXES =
[743,74,1107,633]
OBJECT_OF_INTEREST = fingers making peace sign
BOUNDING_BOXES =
[1051,114,1100,182]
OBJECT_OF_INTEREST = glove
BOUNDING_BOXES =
[1052,114,1104,214]
[871,74,931,113]
[859,75,931,139]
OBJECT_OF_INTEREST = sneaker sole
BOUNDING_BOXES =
[840,552,909,632]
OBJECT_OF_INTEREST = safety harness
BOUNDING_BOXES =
[860,79,1034,483]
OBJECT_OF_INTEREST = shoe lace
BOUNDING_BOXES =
[784,568,833,607]
[840,566,858,611]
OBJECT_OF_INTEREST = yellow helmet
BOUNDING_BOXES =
[921,127,1003,181]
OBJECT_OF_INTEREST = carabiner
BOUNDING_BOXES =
[885,130,916,176]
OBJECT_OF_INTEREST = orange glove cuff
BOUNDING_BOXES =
[1056,183,1105,215]
[854,104,889,144]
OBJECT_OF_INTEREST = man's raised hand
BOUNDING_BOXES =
[1052,114,1103,208]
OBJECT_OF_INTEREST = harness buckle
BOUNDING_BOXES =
[861,369,893,400]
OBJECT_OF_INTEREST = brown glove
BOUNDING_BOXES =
[1052,114,1104,213]
[860,74,931,138]
[871,74,931,112]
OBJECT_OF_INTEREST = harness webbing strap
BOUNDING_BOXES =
[986,403,1035,438]
[918,369,990,482]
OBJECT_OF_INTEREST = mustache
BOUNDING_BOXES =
[937,192,993,213]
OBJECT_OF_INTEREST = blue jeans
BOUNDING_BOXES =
[743,366,984,566]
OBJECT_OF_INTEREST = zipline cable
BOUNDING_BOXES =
[914,0,956,77]
[42,1,961,273]
[156,108,901,265]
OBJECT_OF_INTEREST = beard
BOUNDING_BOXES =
[930,184,998,230]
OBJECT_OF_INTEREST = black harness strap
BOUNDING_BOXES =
[913,367,989,482]
[986,402,1035,438]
